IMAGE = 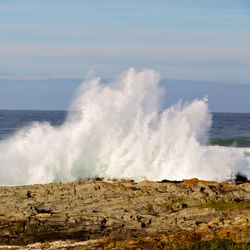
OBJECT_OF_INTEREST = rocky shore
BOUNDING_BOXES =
[0,178,249,249]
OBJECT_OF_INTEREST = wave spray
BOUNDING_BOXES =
[0,68,249,185]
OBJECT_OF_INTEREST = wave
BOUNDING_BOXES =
[210,138,250,148]
[0,68,249,185]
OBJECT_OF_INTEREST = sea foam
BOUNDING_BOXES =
[0,68,249,185]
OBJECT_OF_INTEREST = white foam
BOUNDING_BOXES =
[0,68,249,185]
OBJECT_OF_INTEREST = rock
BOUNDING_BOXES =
[0,179,249,247]
[183,178,217,185]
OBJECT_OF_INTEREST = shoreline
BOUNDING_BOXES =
[0,173,249,187]
[0,178,249,248]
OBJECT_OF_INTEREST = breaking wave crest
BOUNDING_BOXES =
[0,68,249,185]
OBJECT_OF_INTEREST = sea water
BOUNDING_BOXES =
[0,69,249,185]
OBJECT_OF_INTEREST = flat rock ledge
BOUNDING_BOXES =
[0,178,249,249]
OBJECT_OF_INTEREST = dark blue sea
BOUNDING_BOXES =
[0,110,250,147]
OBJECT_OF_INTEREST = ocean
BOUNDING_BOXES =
[0,109,249,185]
[1,110,250,147]
[0,110,66,141]
[0,69,249,185]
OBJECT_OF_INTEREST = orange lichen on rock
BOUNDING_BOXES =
[219,181,228,186]
[169,231,202,246]
[183,178,218,184]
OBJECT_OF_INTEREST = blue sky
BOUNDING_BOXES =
[0,0,250,82]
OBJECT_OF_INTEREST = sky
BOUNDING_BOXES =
[1,78,250,112]
[0,0,249,82]
[0,0,250,111]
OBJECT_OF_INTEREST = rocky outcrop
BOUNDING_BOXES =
[0,179,249,247]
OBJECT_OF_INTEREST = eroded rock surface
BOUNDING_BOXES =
[0,179,249,247]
